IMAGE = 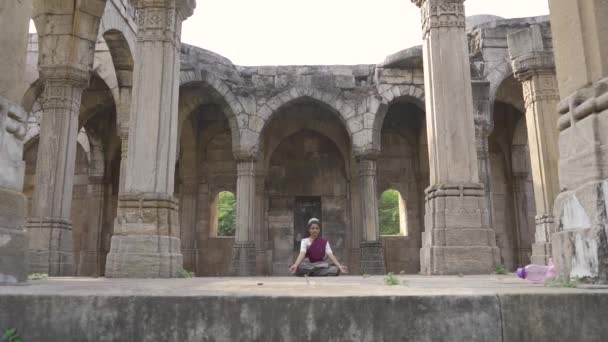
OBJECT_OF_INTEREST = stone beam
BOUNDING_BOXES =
[413,0,499,274]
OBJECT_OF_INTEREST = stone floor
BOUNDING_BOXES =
[2,274,605,296]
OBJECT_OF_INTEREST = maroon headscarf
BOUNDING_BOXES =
[305,238,327,263]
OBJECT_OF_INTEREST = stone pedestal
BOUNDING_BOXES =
[106,194,182,278]
[508,25,560,265]
[230,161,257,276]
[412,0,498,274]
[0,0,31,285]
[105,0,195,278]
[420,184,499,274]
[357,157,386,275]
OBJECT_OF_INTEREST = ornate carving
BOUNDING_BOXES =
[135,0,195,44]
[357,158,377,178]
[522,75,559,110]
[413,0,466,37]
[114,192,180,236]
[512,51,556,82]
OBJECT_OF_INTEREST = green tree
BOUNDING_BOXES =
[217,191,236,236]
[379,189,400,235]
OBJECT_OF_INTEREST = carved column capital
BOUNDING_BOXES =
[413,0,466,37]
[512,51,556,82]
[135,0,195,44]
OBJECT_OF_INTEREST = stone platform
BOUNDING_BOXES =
[1,275,607,341]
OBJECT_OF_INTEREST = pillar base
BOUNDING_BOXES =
[27,218,75,276]
[420,183,500,275]
[360,242,386,275]
[105,235,183,278]
[78,250,102,277]
[230,242,256,276]
[0,188,28,285]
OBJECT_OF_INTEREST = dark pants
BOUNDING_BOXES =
[295,259,340,277]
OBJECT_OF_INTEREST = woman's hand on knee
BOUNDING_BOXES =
[289,264,298,273]
[339,265,348,274]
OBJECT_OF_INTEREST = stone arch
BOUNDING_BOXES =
[372,85,425,154]
[260,87,356,134]
[263,122,351,176]
[178,72,244,154]
[486,60,516,117]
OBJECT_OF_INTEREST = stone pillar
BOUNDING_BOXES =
[508,25,560,265]
[0,0,30,285]
[105,0,195,278]
[255,173,268,275]
[179,178,198,272]
[473,81,495,230]
[230,160,257,276]
[511,171,534,266]
[27,66,91,276]
[412,0,499,274]
[357,156,386,275]
[548,0,608,283]
[78,176,108,277]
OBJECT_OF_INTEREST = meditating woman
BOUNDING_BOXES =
[289,218,348,276]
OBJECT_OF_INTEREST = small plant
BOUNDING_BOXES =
[28,273,48,280]
[2,328,21,342]
[177,268,195,278]
[361,274,370,278]
[384,272,399,286]
[495,264,508,275]
[544,278,578,288]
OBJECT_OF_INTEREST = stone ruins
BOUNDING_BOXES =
[1,0,607,285]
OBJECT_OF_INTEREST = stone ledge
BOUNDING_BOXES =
[0,276,607,342]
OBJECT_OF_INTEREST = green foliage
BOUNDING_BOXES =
[177,268,195,278]
[379,190,400,235]
[495,264,508,275]
[384,272,399,286]
[28,273,48,280]
[2,328,20,342]
[217,191,236,237]
[544,278,578,288]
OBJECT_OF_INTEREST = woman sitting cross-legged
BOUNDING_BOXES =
[289,218,348,276]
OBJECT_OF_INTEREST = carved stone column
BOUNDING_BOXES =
[105,0,195,278]
[508,25,560,265]
[179,178,198,273]
[412,0,499,274]
[511,170,534,266]
[27,66,90,276]
[357,155,386,275]
[0,0,30,285]
[473,81,495,230]
[78,176,108,277]
[230,160,257,276]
